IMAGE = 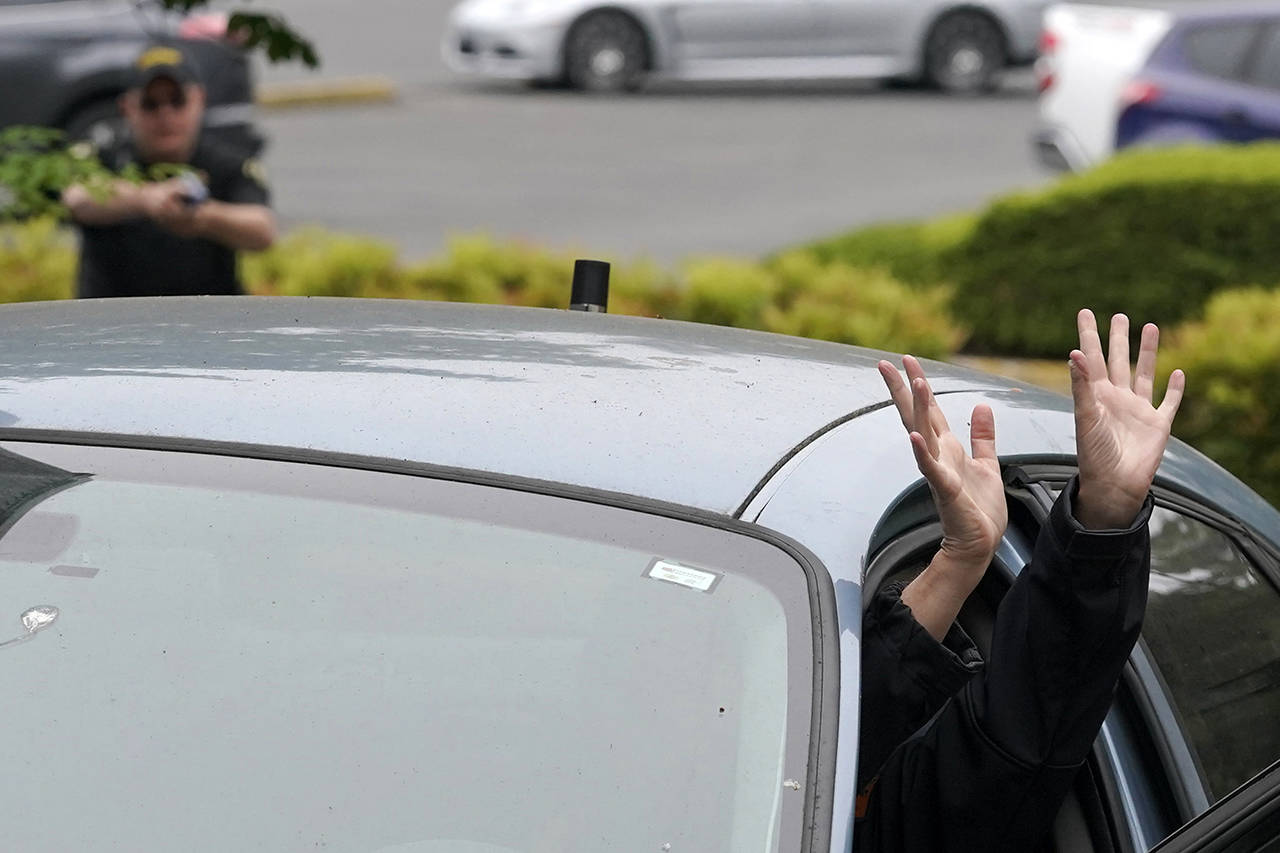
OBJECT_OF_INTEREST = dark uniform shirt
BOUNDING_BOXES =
[76,136,270,298]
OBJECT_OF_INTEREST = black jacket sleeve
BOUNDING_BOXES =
[856,581,983,792]
[855,478,1153,852]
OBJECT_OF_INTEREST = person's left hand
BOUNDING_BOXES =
[880,355,1007,641]
[1069,309,1185,529]
[879,355,1007,571]
[147,180,203,239]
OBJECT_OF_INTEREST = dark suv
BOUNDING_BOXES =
[0,0,262,155]
[1116,7,1280,152]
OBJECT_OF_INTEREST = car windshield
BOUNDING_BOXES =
[0,442,816,853]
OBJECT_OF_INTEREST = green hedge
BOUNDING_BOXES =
[0,217,75,302]
[0,222,966,358]
[947,144,1280,357]
[1161,287,1280,507]
[247,231,686,316]
[795,213,974,287]
[762,252,964,356]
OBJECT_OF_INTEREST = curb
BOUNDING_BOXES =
[256,75,399,109]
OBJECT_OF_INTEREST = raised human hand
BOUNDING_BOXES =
[1070,309,1185,529]
[878,355,1008,573]
[139,179,184,219]
[146,179,202,239]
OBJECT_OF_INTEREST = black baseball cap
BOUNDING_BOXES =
[130,44,202,90]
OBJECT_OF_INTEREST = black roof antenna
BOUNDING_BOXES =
[569,259,609,313]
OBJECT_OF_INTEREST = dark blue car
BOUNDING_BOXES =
[1116,5,1280,151]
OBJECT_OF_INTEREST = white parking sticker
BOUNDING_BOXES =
[646,559,722,593]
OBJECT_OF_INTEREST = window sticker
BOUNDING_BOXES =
[645,558,722,593]
[50,564,99,579]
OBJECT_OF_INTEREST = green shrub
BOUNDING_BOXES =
[762,253,964,358]
[607,258,682,319]
[1161,287,1280,507]
[797,213,975,287]
[0,218,966,358]
[403,235,679,315]
[662,250,967,358]
[948,144,1280,357]
[246,231,687,318]
[403,236,536,305]
[676,258,780,328]
[0,217,75,302]
[243,227,402,298]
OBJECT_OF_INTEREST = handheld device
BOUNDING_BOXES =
[177,171,209,207]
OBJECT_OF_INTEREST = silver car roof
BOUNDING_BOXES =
[0,296,1043,515]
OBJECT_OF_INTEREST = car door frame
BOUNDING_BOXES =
[1013,465,1280,851]
[862,461,1280,853]
[1150,759,1280,853]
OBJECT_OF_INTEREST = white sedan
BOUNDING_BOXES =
[443,0,1048,94]
[1033,3,1173,170]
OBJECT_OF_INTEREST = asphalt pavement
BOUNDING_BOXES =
[250,0,1054,263]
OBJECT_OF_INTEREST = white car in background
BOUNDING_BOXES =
[1033,3,1175,170]
[443,0,1049,94]
[1038,1,1280,171]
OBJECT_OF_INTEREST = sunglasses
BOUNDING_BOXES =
[139,92,188,113]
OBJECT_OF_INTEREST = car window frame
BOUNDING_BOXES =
[862,474,1145,852]
[1176,18,1266,84]
[863,461,1280,853]
[0,426,841,853]
[1150,759,1280,853]
[1010,465,1280,842]
[1241,20,1280,92]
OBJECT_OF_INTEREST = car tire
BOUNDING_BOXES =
[564,11,648,93]
[63,98,124,149]
[923,12,1005,95]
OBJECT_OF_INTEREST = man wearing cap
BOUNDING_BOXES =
[62,44,276,298]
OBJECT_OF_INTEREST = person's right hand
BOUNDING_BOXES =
[1069,310,1184,529]
[140,179,186,219]
[143,179,202,238]
[879,356,1007,578]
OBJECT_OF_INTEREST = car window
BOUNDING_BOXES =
[0,442,822,853]
[1141,507,1280,803]
[1247,24,1280,90]
[1180,22,1259,80]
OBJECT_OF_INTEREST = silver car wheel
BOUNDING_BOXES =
[591,47,626,78]
[924,11,1005,95]
[564,11,648,93]
[949,46,984,78]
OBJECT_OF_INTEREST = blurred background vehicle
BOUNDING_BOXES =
[1035,2,1280,171]
[0,0,262,155]
[1034,3,1173,170]
[1115,5,1280,154]
[443,0,1049,95]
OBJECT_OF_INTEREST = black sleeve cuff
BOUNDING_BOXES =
[1046,475,1154,567]
[869,581,984,704]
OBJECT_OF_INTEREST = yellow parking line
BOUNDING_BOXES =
[256,75,399,109]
